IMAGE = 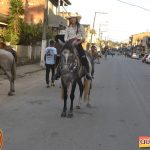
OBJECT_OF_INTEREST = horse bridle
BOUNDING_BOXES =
[60,51,79,75]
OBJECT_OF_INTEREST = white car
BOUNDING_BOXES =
[131,53,139,59]
[146,54,150,63]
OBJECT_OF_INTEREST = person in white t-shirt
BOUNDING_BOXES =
[44,40,57,87]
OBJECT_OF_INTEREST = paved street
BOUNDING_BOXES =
[0,55,150,150]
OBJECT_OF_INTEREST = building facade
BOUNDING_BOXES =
[0,0,71,25]
[131,32,150,46]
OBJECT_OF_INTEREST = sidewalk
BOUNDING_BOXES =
[16,63,43,78]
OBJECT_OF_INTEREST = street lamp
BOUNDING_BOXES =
[90,12,107,44]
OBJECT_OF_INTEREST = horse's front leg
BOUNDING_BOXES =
[76,79,83,109]
[68,82,77,118]
[61,86,68,117]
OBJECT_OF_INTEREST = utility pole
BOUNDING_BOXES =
[40,0,48,67]
[90,12,107,44]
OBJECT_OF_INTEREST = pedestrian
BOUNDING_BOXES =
[44,40,57,88]
[53,12,92,80]
[104,45,108,59]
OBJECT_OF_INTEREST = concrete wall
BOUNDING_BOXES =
[14,45,41,65]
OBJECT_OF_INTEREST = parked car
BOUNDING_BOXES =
[131,53,139,59]
[142,54,149,63]
[146,54,150,63]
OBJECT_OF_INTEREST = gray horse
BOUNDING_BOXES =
[58,40,93,118]
[0,49,16,96]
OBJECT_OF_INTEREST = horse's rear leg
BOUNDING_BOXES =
[12,82,15,92]
[11,79,15,92]
[7,77,15,96]
[76,79,83,109]
[1,67,14,96]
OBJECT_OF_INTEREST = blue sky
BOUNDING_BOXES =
[66,0,150,42]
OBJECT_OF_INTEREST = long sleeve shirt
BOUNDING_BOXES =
[64,25,86,42]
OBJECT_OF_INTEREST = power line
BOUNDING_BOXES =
[117,0,150,12]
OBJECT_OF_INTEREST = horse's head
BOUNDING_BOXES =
[60,41,79,83]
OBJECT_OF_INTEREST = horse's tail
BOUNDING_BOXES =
[83,78,91,101]
[11,58,16,81]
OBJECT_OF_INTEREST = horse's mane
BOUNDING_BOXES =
[61,41,75,54]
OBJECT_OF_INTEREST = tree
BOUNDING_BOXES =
[8,0,24,44]
[19,23,43,45]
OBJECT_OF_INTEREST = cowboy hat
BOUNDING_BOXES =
[66,12,81,21]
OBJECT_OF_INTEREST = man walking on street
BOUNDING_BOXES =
[44,40,57,88]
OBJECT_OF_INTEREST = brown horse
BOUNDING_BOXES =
[0,49,16,96]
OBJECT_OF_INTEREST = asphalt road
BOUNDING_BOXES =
[0,55,150,150]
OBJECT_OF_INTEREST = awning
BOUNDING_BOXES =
[50,0,71,7]
[48,12,67,29]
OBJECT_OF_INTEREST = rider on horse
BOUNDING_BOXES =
[53,13,92,80]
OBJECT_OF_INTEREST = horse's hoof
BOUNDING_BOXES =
[51,83,55,87]
[76,105,81,109]
[46,85,50,88]
[67,112,73,118]
[8,92,13,96]
[12,89,15,92]
[61,112,67,117]
[86,103,92,108]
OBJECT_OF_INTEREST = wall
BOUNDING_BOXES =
[14,45,41,65]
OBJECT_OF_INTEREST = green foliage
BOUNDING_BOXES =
[8,0,24,44]
[0,29,11,42]
[9,0,24,15]
[46,28,53,40]
[2,0,53,45]
[19,22,43,45]
[10,33,20,45]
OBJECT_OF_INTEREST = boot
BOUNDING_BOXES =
[81,56,92,80]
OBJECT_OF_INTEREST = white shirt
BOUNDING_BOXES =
[64,25,86,42]
[45,47,57,65]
